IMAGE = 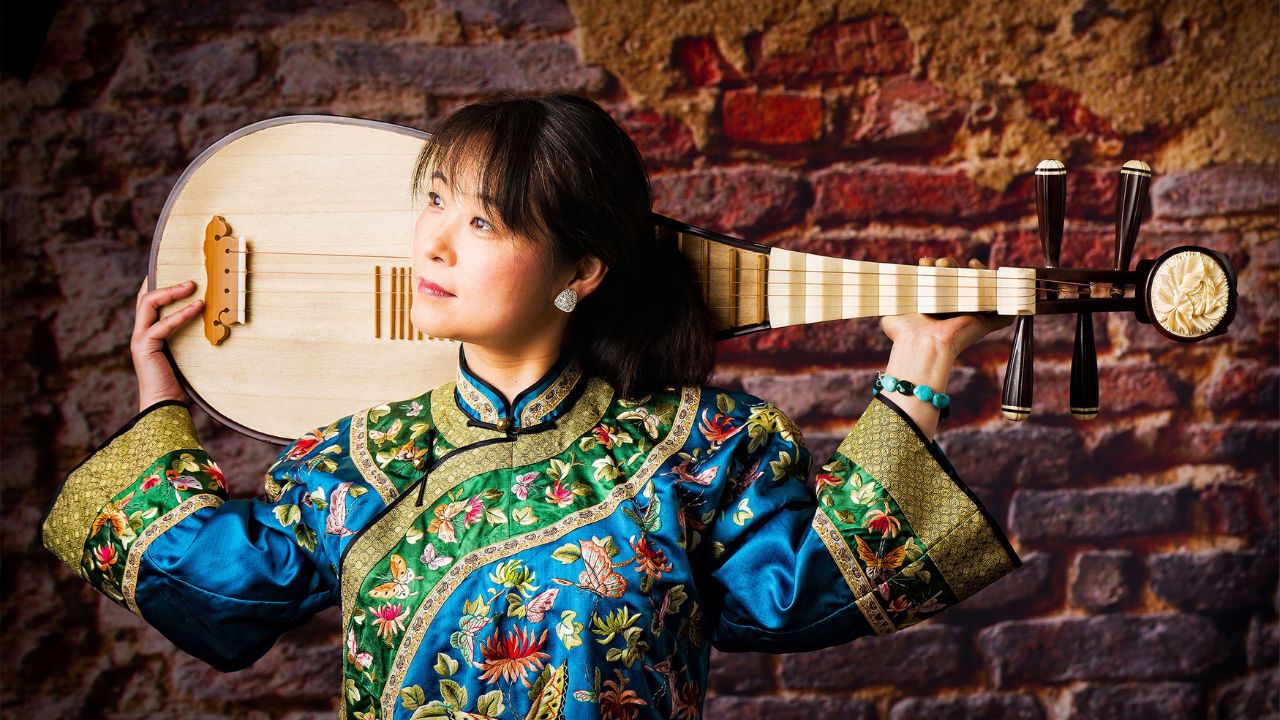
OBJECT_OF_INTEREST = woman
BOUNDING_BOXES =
[41,93,1020,720]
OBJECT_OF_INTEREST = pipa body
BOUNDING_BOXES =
[150,116,1237,444]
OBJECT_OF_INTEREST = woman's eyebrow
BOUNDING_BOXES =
[429,170,495,206]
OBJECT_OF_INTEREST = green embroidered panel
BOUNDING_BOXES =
[81,448,230,616]
[338,385,695,719]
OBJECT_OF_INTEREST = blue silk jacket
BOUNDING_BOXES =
[41,346,1021,719]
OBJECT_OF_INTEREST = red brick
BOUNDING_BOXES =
[978,615,1230,685]
[706,649,775,695]
[1022,81,1116,136]
[1070,551,1139,611]
[1152,165,1279,219]
[1203,358,1280,414]
[1194,480,1270,538]
[276,41,608,100]
[651,165,805,230]
[779,625,968,689]
[1093,421,1279,472]
[754,15,913,82]
[605,104,697,166]
[814,165,1003,222]
[1149,550,1274,611]
[1004,168,1119,223]
[790,231,987,265]
[706,696,876,720]
[1011,486,1189,540]
[1071,683,1204,720]
[890,694,1047,720]
[672,36,738,87]
[721,90,822,145]
[849,76,961,147]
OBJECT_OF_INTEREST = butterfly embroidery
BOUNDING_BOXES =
[346,627,372,670]
[855,534,907,583]
[450,612,492,668]
[324,482,356,537]
[511,471,538,500]
[166,470,203,503]
[90,491,135,539]
[419,542,453,571]
[367,554,420,600]
[552,539,628,599]
[509,587,559,623]
[667,458,718,487]
[368,418,402,445]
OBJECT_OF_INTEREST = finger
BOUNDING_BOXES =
[134,281,197,334]
[918,256,936,266]
[969,258,986,269]
[142,299,204,341]
[936,256,959,268]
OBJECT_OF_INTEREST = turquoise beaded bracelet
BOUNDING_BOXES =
[872,371,951,420]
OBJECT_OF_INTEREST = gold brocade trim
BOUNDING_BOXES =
[837,398,976,549]
[855,594,891,635]
[43,404,202,576]
[433,381,507,446]
[124,493,224,616]
[811,508,896,635]
[455,372,500,423]
[929,509,1018,601]
[519,358,583,426]
[339,377,617,622]
[377,384,701,719]
[350,408,400,504]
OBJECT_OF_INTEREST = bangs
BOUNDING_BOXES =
[410,101,550,243]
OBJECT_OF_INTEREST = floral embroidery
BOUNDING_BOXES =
[477,626,551,686]
[370,603,407,645]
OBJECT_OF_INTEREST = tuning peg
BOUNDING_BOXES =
[1068,160,1150,421]
[1003,159,1065,421]
[1115,160,1151,273]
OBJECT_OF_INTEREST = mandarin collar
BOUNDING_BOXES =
[453,345,585,431]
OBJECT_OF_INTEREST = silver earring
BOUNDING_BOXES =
[553,288,578,313]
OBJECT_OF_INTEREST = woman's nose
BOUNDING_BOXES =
[416,217,456,261]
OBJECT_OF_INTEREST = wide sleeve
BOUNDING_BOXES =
[39,399,339,672]
[705,392,1021,653]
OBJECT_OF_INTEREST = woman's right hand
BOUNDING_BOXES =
[132,277,203,413]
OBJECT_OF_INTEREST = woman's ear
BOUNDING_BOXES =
[566,255,608,301]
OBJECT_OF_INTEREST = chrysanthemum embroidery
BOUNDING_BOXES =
[370,602,407,645]
[477,626,550,686]
[597,667,648,719]
[697,408,741,451]
[629,535,673,583]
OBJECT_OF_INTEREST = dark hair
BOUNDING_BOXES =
[411,92,717,399]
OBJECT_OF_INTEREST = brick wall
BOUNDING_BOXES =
[2,1,1275,718]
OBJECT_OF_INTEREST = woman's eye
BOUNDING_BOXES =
[472,217,492,231]
[427,191,443,207]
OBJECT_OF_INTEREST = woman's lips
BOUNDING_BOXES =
[418,277,454,297]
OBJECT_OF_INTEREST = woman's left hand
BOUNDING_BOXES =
[879,256,1013,360]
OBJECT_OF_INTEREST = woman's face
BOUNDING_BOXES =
[409,159,566,351]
